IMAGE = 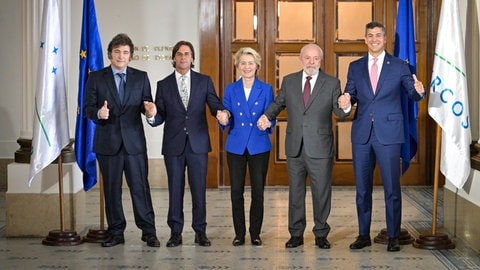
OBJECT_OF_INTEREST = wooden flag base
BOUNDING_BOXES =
[42,230,83,246]
[412,233,455,250]
[374,228,414,245]
[82,229,109,243]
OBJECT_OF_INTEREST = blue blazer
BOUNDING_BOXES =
[221,78,275,155]
[84,66,153,155]
[150,70,224,156]
[344,53,424,145]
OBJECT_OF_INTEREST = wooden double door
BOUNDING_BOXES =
[200,0,437,187]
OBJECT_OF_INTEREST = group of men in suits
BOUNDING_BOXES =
[84,20,426,251]
[84,34,227,248]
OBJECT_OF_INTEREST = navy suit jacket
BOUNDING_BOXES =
[344,53,424,145]
[221,78,275,155]
[151,70,224,155]
[84,66,153,155]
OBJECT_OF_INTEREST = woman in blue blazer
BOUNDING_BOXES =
[219,47,275,246]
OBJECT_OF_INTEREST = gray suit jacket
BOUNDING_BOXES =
[264,70,349,158]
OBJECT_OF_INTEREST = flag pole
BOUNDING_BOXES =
[42,153,82,246]
[412,124,455,249]
[83,170,108,243]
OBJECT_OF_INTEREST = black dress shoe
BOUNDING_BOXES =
[387,237,401,252]
[141,235,160,247]
[285,236,304,248]
[232,236,245,246]
[349,235,371,249]
[166,233,182,247]
[315,237,331,249]
[251,236,262,246]
[101,236,125,247]
[195,232,211,246]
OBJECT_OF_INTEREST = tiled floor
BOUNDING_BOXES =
[1,186,479,269]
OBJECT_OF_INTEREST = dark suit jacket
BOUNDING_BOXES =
[150,70,224,155]
[344,53,424,145]
[84,66,153,155]
[221,78,275,155]
[264,70,349,158]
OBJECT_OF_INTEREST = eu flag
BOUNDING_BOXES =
[394,0,418,174]
[75,0,104,191]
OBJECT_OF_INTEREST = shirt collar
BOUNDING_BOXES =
[176,70,191,80]
[302,70,319,81]
[369,51,386,62]
[111,66,126,75]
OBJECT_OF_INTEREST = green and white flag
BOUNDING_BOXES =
[28,0,70,186]
[428,0,471,189]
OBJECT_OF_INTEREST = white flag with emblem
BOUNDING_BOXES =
[28,0,70,186]
[428,0,471,189]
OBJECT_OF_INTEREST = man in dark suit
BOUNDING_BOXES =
[148,40,228,247]
[341,21,426,252]
[257,43,350,249]
[84,33,160,248]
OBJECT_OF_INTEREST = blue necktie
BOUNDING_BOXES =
[117,73,125,103]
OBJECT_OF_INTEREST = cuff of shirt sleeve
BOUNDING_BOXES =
[147,115,155,124]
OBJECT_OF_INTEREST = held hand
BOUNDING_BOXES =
[144,101,157,118]
[413,74,425,95]
[99,100,109,119]
[256,114,271,131]
[338,93,351,110]
[216,110,229,125]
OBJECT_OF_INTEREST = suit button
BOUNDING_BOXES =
[239,112,243,116]
[249,123,253,126]
[241,123,245,126]
[252,112,256,116]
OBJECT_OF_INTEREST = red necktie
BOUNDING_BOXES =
[303,76,312,107]
[370,57,378,93]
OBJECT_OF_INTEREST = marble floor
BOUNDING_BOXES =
[1,186,479,269]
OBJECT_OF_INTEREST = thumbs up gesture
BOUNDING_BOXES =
[412,74,425,95]
[99,100,109,119]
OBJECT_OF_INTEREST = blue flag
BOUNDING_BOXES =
[75,0,104,191]
[394,0,418,174]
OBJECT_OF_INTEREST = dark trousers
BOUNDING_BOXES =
[97,145,156,237]
[227,150,270,238]
[165,139,208,234]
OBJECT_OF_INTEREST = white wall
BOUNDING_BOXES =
[0,0,23,158]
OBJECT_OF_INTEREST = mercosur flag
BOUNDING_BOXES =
[428,0,471,189]
[28,0,70,186]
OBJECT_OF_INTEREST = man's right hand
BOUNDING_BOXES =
[99,100,109,119]
[257,114,271,131]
